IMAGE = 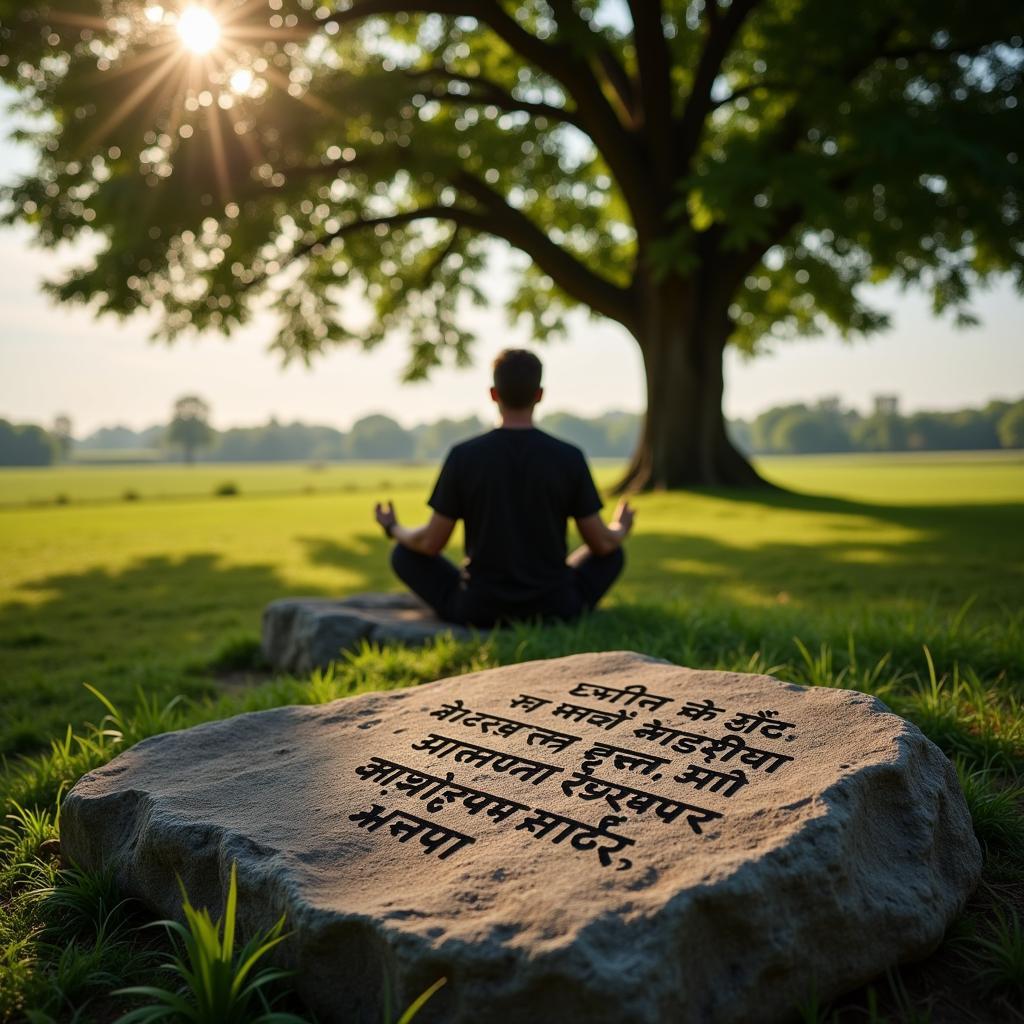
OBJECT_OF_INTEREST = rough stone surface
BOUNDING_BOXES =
[62,652,981,1024]
[261,592,476,673]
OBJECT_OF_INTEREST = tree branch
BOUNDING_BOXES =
[481,2,650,230]
[320,0,607,124]
[547,0,637,125]
[319,1,653,244]
[628,0,673,189]
[243,206,486,292]
[675,0,763,174]
[707,17,904,257]
[405,66,584,129]
[419,226,462,289]
[454,172,637,328]
[592,48,639,126]
[251,195,635,329]
[709,79,795,110]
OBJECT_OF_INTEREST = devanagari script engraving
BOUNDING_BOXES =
[346,679,802,869]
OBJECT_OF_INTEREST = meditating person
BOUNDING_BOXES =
[373,348,634,627]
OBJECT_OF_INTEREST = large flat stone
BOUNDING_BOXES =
[262,593,476,674]
[61,652,980,1024]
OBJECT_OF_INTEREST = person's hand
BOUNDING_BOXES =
[374,500,398,537]
[612,498,636,536]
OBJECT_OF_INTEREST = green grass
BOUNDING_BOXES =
[1,453,1022,1022]
[2,453,1021,753]
[2,450,1020,507]
[0,461,440,507]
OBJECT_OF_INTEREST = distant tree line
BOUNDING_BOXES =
[72,409,644,463]
[729,396,1024,455]
[2,396,1023,466]
[0,420,57,466]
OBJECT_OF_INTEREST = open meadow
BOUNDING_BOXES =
[1,452,1022,1021]
[2,452,1021,752]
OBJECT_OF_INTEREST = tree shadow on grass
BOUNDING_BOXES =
[295,533,395,591]
[625,490,1024,611]
[695,483,1024,542]
[0,532,406,751]
[0,542,342,755]
[692,484,895,514]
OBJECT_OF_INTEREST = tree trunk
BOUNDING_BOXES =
[615,276,769,492]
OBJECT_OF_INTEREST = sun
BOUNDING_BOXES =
[176,5,221,55]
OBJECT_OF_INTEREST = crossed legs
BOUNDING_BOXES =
[389,544,624,625]
[389,545,463,621]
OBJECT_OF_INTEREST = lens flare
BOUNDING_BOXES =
[177,5,220,55]
[229,68,254,94]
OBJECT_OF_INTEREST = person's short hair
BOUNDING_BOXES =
[492,349,543,409]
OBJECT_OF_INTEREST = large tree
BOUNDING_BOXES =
[1,2,1021,488]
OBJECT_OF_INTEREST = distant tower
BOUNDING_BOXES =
[873,394,899,417]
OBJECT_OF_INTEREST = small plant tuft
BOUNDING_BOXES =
[962,907,1024,996]
[214,481,240,497]
[114,862,304,1024]
[955,758,1024,857]
[29,862,135,943]
[2,801,58,858]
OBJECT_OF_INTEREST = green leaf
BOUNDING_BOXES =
[396,976,447,1024]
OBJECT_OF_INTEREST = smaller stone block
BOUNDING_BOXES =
[261,593,476,674]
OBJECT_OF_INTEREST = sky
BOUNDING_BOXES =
[1,97,1022,436]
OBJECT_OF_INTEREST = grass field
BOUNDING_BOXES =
[0,461,442,507]
[3,450,1022,506]
[2,453,1021,752]
[1,453,1022,1022]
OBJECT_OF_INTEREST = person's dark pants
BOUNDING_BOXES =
[389,544,625,628]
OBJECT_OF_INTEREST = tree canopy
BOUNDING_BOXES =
[2,1,1021,485]
[166,393,213,460]
[348,412,415,459]
[0,419,56,465]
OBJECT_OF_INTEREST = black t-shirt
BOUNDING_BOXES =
[428,428,603,603]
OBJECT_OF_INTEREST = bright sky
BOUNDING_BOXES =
[1,96,1021,435]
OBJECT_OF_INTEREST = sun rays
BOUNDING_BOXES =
[39,0,332,193]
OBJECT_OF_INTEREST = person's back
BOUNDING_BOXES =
[374,348,634,627]
[431,427,601,610]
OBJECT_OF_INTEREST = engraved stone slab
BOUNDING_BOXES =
[61,652,981,1024]
[261,592,478,674]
